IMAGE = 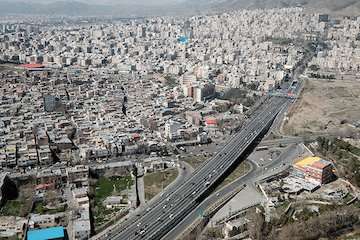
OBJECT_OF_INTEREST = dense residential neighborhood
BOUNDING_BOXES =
[0,5,359,240]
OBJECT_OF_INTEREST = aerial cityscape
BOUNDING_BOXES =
[0,1,359,240]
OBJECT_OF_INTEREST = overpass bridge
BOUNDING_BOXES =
[93,96,289,240]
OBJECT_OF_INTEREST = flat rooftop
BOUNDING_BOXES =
[27,226,65,240]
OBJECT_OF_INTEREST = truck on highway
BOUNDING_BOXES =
[256,146,269,151]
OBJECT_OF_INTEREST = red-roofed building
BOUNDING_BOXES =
[20,63,44,69]
[132,133,141,141]
[205,118,217,127]
[294,157,334,184]
[35,183,55,191]
[19,64,46,71]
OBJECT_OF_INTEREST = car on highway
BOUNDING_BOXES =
[139,229,146,236]
[108,98,290,240]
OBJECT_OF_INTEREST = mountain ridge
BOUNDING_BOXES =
[0,0,188,17]
[0,0,359,17]
[197,0,360,15]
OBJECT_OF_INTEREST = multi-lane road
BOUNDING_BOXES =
[164,143,304,239]
[93,41,316,240]
[99,96,289,240]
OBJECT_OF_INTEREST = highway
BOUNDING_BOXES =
[101,96,289,240]
[97,43,314,240]
[258,133,336,148]
[163,143,304,239]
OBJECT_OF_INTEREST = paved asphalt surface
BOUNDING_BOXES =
[91,43,314,240]
[162,143,304,240]
[93,54,308,240]
[98,96,289,240]
[91,158,194,240]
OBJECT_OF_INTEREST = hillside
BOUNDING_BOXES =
[197,0,360,15]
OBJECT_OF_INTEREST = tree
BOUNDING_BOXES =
[275,207,360,240]
[309,64,320,71]
[246,208,265,240]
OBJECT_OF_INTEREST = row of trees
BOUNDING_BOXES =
[220,88,260,107]
[317,137,360,156]
[245,205,360,240]
[309,72,336,79]
[316,137,360,187]
[273,206,360,240]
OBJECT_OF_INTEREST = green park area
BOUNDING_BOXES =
[94,176,133,202]
[33,202,67,215]
[0,183,34,217]
[92,176,133,229]
[0,200,22,216]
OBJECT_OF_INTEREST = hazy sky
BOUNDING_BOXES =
[0,0,186,4]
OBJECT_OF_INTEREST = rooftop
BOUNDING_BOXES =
[295,156,332,170]
[295,156,321,168]
[20,64,44,69]
[27,226,65,240]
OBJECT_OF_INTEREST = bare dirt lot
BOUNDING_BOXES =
[144,169,178,200]
[283,78,360,136]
